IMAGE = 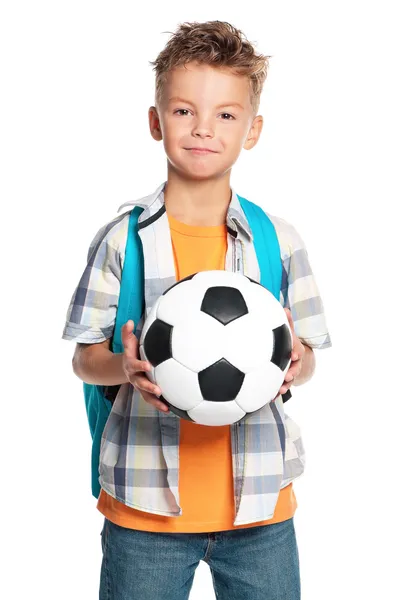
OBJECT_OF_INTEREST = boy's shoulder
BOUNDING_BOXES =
[263,210,306,260]
[87,185,165,260]
[86,211,131,263]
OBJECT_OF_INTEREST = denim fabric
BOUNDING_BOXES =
[99,517,300,600]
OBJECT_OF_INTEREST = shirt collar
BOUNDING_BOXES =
[117,182,253,240]
[227,189,253,240]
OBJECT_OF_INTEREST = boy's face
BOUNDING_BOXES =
[149,62,263,180]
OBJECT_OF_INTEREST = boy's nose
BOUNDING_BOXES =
[192,123,214,139]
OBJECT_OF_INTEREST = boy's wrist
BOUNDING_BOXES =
[74,346,129,386]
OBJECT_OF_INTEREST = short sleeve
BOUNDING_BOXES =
[61,214,128,344]
[283,226,332,350]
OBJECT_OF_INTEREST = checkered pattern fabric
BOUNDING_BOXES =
[62,183,332,525]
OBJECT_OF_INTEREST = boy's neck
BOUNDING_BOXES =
[163,168,232,227]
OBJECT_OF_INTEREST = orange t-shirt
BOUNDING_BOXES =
[97,213,297,532]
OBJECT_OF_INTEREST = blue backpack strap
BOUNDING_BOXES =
[237,195,291,403]
[83,206,144,498]
[237,195,282,299]
[112,206,145,352]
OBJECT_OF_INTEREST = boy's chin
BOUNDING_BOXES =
[170,162,232,181]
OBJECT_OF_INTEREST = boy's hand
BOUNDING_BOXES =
[271,308,306,402]
[121,320,169,413]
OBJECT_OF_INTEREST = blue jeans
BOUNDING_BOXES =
[99,517,300,599]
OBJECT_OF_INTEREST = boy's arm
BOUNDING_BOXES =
[62,215,127,345]
[72,339,129,386]
[72,323,169,412]
[62,216,166,411]
[276,221,332,398]
[283,223,332,351]
[276,309,316,398]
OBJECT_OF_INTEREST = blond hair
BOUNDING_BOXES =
[150,21,270,114]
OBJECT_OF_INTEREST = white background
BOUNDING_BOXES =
[1,1,397,598]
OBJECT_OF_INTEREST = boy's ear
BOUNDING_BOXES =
[148,106,163,141]
[243,115,263,150]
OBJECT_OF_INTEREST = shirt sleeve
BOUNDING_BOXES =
[61,216,127,344]
[283,225,332,350]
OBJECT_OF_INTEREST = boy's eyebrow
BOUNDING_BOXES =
[167,96,244,110]
[167,96,195,106]
[216,102,245,110]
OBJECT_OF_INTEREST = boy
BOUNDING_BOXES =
[62,20,332,600]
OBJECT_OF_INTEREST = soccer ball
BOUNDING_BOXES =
[139,270,292,426]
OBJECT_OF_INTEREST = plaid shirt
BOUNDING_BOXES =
[62,182,332,526]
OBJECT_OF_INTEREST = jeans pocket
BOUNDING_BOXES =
[100,519,108,552]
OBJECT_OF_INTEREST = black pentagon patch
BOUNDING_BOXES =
[271,323,292,371]
[161,397,195,422]
[143,319,173,367]
[201,286,248,325]
[163,272,197,296]
[199,358,245,402]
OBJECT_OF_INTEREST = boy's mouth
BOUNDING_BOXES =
[185,147,217,155]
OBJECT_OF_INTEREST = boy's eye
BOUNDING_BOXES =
[174,109,235,120]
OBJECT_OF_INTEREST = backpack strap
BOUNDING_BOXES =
[112,206,145,353]
[83,206,144,499]
[237,195,291,403]
[237,195,282,300]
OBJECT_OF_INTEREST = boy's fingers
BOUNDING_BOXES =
[280,381,292,394]
[141,391,169,413]
[132,375,161,397]
[132,359,151,373]
[123,319,134,332]
[121,320,138,354]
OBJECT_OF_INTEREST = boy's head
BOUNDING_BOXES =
[148,21,270,181]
